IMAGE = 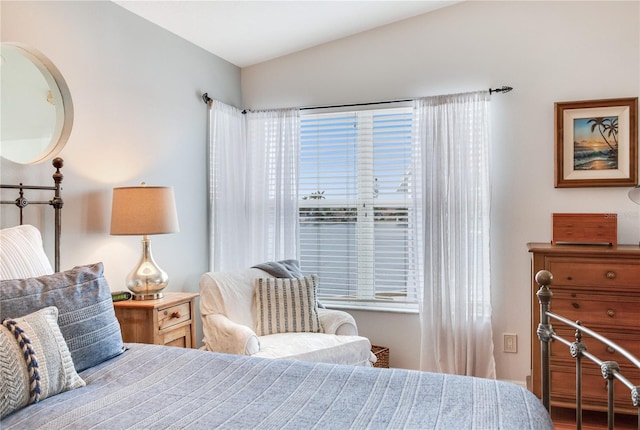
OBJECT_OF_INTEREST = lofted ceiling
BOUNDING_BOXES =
[113,1,461,68]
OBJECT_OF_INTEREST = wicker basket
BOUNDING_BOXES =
[371,345,389,368]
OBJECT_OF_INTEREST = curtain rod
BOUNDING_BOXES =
[201,86,513,111]
[299,86,513,111]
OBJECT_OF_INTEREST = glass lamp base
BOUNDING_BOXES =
[126,236,169,301]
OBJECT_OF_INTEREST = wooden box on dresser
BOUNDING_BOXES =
[113,292,199,348]
[528,243,640,414]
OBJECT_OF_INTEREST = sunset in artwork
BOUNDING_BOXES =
[573,116,619,170]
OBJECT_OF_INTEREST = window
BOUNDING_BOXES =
[299,108,417,310]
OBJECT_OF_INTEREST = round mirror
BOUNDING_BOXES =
[0,43,73,164]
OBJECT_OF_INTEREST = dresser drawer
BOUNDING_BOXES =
[551,328,640,369]
[550,290,639,329]
[548,259,640,288]
[158,302,191,330]
[550,365,640,413]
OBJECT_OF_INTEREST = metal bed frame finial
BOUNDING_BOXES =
[535,270,554,412]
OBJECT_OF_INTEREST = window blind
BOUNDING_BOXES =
[299,108,417,307]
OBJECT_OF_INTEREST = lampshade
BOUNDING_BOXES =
[629,185,640,204]
[110,185,179,235]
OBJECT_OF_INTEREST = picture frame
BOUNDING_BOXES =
[555,97,638,188]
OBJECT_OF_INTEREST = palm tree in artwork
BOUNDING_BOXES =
[587,117,618,155]
[601,117,618,145]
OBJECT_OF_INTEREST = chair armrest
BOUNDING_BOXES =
[202,313,260,355]
[317,308,358,336]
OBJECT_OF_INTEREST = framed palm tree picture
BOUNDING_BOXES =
[555,97,637,187]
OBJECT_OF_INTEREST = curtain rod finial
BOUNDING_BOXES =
[489,86,513,95]
[202,93,213,104]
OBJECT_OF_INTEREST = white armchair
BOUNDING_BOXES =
[199,267,376,366]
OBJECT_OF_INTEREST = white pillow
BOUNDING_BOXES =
[254,275,322,336]
[0,225,54,280]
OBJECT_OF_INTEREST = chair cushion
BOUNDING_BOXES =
[254,275,321,336]
[0,225,53,280]
[255,332,373,366]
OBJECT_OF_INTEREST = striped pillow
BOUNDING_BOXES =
[0,225,53,280]
[0,263,125,372]
[254,275,322,336]
[0,306,85,418]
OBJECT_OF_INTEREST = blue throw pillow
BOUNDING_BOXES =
[0,262,125,372]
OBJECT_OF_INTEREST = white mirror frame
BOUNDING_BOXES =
[1,43,74,164]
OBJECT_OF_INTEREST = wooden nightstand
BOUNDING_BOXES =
[113,292,198,348]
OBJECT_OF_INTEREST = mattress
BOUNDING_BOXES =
[2,343,553,429]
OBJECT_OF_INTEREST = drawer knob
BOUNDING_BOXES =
[171,312,181,319]
[606,309,615,318]
[572,302,580,309]
[606,346,615,354]
[605,271,616,279]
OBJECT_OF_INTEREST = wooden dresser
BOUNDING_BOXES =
[113,292,198,348]
[528,243,640,414]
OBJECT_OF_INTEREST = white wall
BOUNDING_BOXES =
[241,1,640,382]
[1,0,242,346]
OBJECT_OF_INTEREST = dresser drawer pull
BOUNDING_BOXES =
[606,346,615,354]
[571,302,580,309]
[171,312,181,319]
[606,309,615,318]
[605,271,616,279]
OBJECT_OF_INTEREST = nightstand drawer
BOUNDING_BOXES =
[548,259,640,288]
[159,302,191,330]
[161,325,192,348]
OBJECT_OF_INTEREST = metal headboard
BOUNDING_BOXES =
[535,269,640,430]
[0,157,64,271]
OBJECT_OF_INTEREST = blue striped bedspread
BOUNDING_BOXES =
[2,343,553,429]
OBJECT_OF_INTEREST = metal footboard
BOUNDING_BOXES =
[535,269,640,430]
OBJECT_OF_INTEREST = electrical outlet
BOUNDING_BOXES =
[504,334,517,353]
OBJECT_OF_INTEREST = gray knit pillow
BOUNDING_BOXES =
[0,262,125,372]
[254,275,321,336]
[0,306,85,418]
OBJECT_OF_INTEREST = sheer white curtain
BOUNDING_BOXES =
[208,101,246,271]
[207,101,299,271]
[244,109,300,265]
[412,91,496,378]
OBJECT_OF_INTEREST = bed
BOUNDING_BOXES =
[0,160,553,429]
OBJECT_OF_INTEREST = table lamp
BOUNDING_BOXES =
[629,185,640,247]
[110,183,179,300]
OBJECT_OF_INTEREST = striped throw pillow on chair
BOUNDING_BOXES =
[254,275,322,336]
